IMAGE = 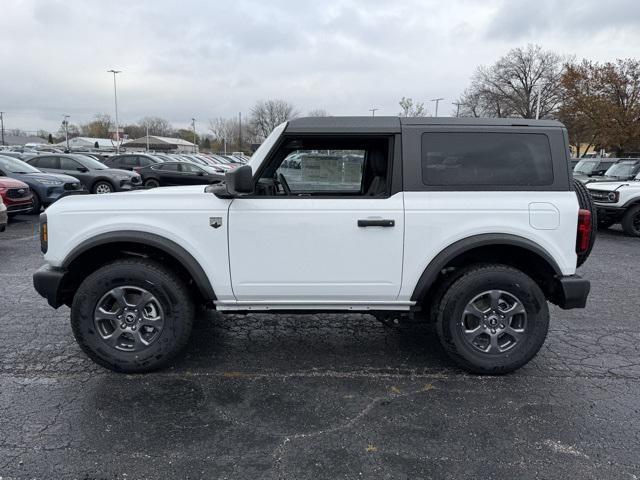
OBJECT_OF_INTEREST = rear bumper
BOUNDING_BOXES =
[554,275,590,309]
[33,265,66,308]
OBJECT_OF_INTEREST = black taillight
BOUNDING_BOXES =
[576,209,591,255]
[40,213,48,254]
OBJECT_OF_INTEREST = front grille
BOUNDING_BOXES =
[7,187,30,199]
[64,182,81,191]
[7,203,32,212]
[589,190,616,203]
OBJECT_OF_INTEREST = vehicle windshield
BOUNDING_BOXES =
[248,122,288,171]
[604,161,638,178]
[573,160,599,174]
[0,155,41,174]
[73,154,108,170]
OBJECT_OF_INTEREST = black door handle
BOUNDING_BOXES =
[358,219,395,227]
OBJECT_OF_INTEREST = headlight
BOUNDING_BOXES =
[608,191,619,202]
[39,179,64,186]
[114,174,131,180]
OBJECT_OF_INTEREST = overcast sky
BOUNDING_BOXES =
[2,0,639,133]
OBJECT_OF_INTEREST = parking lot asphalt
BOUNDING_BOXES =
[1,214,639,480]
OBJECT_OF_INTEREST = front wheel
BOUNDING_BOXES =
[71,258,195,373]
[93,181,114,194]
[621,205,640,237]
[436,264,549,375]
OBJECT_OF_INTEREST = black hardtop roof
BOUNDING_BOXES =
[285,116,565,134]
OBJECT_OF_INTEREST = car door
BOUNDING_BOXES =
[157,163,181,185]
[58,156,93,187]
[227,137,404,305]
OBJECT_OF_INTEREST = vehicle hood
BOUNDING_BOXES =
[0,176,29,189]
[22,172,80,183]
[589,175,632,183]
[586,181,639,192]
[46,184,224,215]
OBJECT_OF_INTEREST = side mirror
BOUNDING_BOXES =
[225,165,253,196]
[77,167,88,172]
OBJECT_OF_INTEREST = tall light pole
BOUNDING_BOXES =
[107,69,122,153]
[191,118,197,153]
[535,84,542,120]
[238,112,242,151]
[62,114,70,151]
[0,111,5,146]
[430,98,444,117]
[369,107,379,117]
[146,124,150,152]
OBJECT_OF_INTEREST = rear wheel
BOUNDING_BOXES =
[71,258,195,373]
[573,178,597,267]
[436,264,549,375]
[621,205,640,237]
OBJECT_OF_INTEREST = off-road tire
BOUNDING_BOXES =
[71,258,195,373]
[436,264,549,375]
[573,178,597,267]
[621,204,640,237]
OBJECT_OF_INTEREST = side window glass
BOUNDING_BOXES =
[181,163,202,173]
[60,157,82,170]
[276,150,365,193]
[160,163,180,172]
[421,132,554,186]
[34,156,59,169]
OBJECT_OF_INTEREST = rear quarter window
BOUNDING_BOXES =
[421,132,554,187]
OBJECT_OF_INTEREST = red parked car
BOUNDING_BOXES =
[0,176,34,216]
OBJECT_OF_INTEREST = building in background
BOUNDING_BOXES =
[1,134,47,146]
[123,135,198,153]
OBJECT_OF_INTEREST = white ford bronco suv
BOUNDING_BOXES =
[586,172,640,236]
[34,117,594,375]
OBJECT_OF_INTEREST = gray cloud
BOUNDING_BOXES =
[1,0,639,132]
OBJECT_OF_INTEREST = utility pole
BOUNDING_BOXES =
[0,112,4,146]
[369,107,379,117]
[107,69,122,153]
[430,98,444,117]
[191,118,197,153]
[535,84,542,120]
[238,112,242,151]
[452,102,463,117]
[146,124,149,152]
[62,114,70,151]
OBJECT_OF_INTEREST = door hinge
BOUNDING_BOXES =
[209,217,223,229]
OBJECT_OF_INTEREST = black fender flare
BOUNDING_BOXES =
[62,230,216,300]
[410,233,563,303]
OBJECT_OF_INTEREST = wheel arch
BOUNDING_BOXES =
[60,231,216,306]
[411,233,563,307]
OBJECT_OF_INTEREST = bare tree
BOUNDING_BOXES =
[139,116,173,136]
[208,116,248,150]
[249,100,299,140]
[457,45,566,119]
[80,113,112,137]
[398,97,426,117]
[307,109,330,117]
